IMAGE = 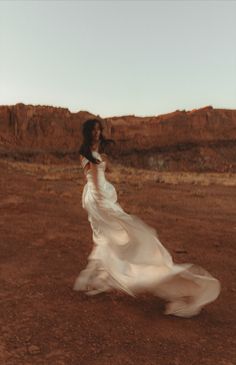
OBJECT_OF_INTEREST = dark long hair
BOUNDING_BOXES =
[79,119,115,164]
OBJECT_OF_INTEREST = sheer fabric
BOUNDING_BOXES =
[74,151,220,317]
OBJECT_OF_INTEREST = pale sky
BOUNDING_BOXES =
[0,0,235,117]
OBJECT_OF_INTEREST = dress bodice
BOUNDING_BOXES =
[81,151,107,187]
[81,151,117,205]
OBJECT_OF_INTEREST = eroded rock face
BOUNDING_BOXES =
[0,103,235,171]
[0,103,96,151]
[107,106,236,172]
[107,107,236,152]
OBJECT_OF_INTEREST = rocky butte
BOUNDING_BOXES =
[0,103,235,172]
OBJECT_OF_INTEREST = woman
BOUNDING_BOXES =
[73,119,221,318]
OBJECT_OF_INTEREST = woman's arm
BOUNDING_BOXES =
[101,153,113,173]
[90,160,102,200]
[80,154,102,200]
[80,155,90,175]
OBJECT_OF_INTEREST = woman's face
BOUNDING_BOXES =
[92,123,101,142]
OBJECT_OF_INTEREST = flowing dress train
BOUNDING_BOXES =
[73,151,221,318]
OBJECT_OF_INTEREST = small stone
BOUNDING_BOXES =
[14,346,27,356]
[32,238,45,247]
[21,334,32,343]
[174,248,187,254]
[27,345,41,355]
[61,191,72,198]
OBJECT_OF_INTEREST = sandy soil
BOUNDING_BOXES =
[0,159,235,365]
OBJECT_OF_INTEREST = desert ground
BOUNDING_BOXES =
[0,158,235,365]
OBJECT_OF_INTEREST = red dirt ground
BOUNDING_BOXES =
[0,160,235,365]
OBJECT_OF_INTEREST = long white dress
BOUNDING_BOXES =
[73,151,221,317]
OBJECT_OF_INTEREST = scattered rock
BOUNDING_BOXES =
[61,191,73,198]
[14,346,26,357]
[174,248,188,254]
[27,345,41,355]
[32,238,46,247]
[23,335,32,343]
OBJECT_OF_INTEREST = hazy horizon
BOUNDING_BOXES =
[0,0,235,117]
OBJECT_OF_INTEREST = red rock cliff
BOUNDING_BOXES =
[0,103,235,171]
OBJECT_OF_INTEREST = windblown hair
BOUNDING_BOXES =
[79,119,115,164]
